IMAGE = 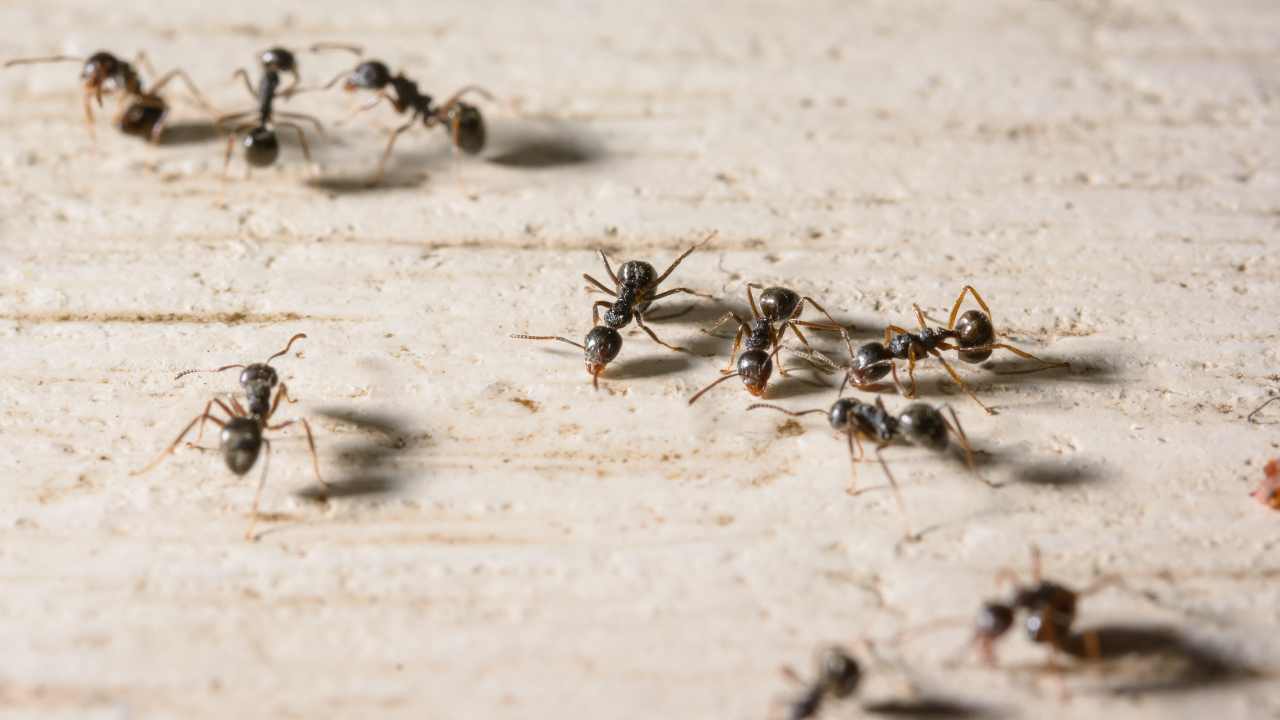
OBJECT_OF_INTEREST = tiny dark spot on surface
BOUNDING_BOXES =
[512,397,540,413]
[777,419,806,437]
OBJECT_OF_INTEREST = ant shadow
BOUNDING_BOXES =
[982,351,1121,388]
[864,695,1003,719]
[305,171,428,194]
[486,118,605,169]
[1010,459,1104,487]
[159,120,221,146]
[1061,623,1264,696]
[294,407,419,501]
[610,354,692,381]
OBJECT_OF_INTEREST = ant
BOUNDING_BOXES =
[839,285,1069,415]
[131,333,325,540]
[748,397,986,540]
[688,283,845,403]
[319,58,494,184]
[4,49,210,142]
[216,44,360,173]
[510,325,623,390]
[779,646,862,720]
[583,233,715,354]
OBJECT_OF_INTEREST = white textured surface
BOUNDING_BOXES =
[2,1,1279,718]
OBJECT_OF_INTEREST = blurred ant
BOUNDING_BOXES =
[131,333,325,540]
[1253,459,1280,510]
[688,284,845,403]
[778,646,862,720]
[510,326,623,390]
[584,233,715,353]
[319,58,494,184]
[4,49,210,142]
[216,44,360,173]
[749,397,986,540]
[840,286,1069,415]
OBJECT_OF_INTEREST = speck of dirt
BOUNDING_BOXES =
[777,419,806,437]
[511,397,540,413]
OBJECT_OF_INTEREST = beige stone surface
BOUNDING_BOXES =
[2,1,1279,718]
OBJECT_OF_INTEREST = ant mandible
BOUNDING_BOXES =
[216,44,360,174]
[841,285,1069,415]
[319,58,494,184]
[131,333,325,540]
[510,325,624,390]
[583,232,716,354]
[749,397,986,540]
[4,49,210,142]
[688,283,846,403]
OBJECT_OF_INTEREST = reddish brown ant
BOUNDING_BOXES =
[4,49,210,142]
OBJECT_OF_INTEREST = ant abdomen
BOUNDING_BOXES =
[758,286,801,321]
[618,260,657,290]
[448,103,485,155]
[119,103,164,139]
[221,417,263,475]
[242,127,280,167]
[954,309,995,363]
[897,403,949,451]
[817,646,862,699]
[851,342,893,382]
[736,348,773,396]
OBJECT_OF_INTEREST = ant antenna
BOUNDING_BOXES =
[265,333,308,364]
[4,55,84,68]
[308,43,363,56]
[746,404,826,417]
[175,364,245,381]
[687,373,741,405]
[1248,396,1280,424]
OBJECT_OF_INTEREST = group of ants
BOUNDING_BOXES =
[4,43,492,183]
[12,43,1274,719]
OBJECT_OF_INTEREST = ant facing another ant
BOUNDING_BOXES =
[131,333,325,540]
[318,58,495,184]
[688,283,846,403]
[836,285,1069,415]
[749,396,987,540]
[4,49,211,142]
[216,44,361,174]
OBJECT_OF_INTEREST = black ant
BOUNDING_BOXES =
[749,397,986,540]
[837,285,1068,415]
[582,233,716,354]
[319,59,494,184]
[779,646,863,720]
[4,49,210,142]
[688,283,845,403]
[510,326,623,390]
[131,333,325,540]
[216,44,360,173]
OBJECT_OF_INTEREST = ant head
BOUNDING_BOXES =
[897,403,948,451]
[954,309,994,363]
[618,260,657,289]
[583,326,623,386]
[242,126,280,167]
[976,601,1015,641]
[81,51,120,87]
[445,102,485,155]
[828,397,859,432]
[851,342,892,383]
[260,46,298,73]
[220,417,264,475]
[757,286,800,321]
[736,349,773,397]
[816,646,862,699]
[346,60,391,91]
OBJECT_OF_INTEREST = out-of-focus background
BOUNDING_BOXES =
[1,1,1278,718]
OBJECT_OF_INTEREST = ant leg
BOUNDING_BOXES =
[268,418,326,489]
[982,342,1070,373]
[634,314,689,353]
[745,283,763,319]
[231,68,257,100]
[81,89,97,140]
[597,250,620,286]
[933,353,995,415]
[687,372,740,405]
[591,300,612,326]
[265,382,299,423]
[903,349,920,399]
[371,115,419,185]
[796,296,847,336]
[1248,397,1280,424]
[947,285,993,330]
[439,84,497,109]
[872,445,914,542]
[335,92,390,126]
[276,122,315,168]
[884,324,913,345]
[843,431,863,493]
[148,68,214,111]
[222,125,249,177]
[1030,544,1043,583]
[652,230,717,287]
[130,413,227,476]
[276,111,326,137]
[192,398,238,446]
[649,287,715,302]
[133,50,158,79]
[583,273,617,297]
[245,438,271,542]
[913,304,931,331]
[940,404,992,486]
[229,396,248,417]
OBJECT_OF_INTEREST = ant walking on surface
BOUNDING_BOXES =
[836,285,1069,415]
[749,397,986,541]
[688,283,846,403]
[132,333,325,540]
[4,49,211,142]
[510,325,624,390]
[319,58,494,184]
[216,44,360,174]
